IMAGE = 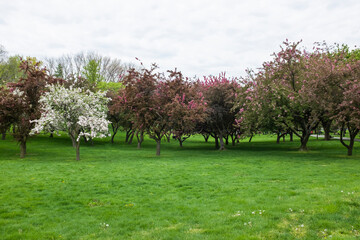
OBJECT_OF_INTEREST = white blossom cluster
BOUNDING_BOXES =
[31,84,111,142]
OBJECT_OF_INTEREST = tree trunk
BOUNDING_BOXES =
[111,125,118,144]
[225,135,229,145]
[111,132,116,144]
[137,131,143,149]
[276,132,281,144]
[219,133,225,150]
[249,134,253,142]
[289,132,293,142]
[179,139,183,147]
[340,124,359,156]
[283,134,286,142]
[20,140,26,158]
[69,132,77,148]
[299,132,310,151]
[1,132,6,140]
[322,120,332,141]
[128,131,135,144]
[231,134,236,146]
[165,133,171,143]
[75,141,80,161]
[203,134,209,143]
[156,139,161,156]
[347,140,354,156]
[125,129,131,143]
[214,135,219,149]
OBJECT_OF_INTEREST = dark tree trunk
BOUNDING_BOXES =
[111,132,116,144]
[111,124,119,144]
[231,134,236,146]
[156,139,161,156]
[49,132,53,138]
[165,132,171,143]
[322,120,332,141]
[340,124,359,156]
[283,134,286,142]
[2,131,6,140]
[289,131,293,142]
[249,134,253,143]
[219,133,225,150]
[128,131,135,144]
[137,131,143,149]
[20,140,26,158]
[125,129,132,143]
[203,134,210,143]
[299,132,310,151]
[214,135,219,149]
[179,140,183,147]
[225,135,229,145]
[276,132,281,144]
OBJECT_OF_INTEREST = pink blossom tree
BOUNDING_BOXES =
[197,73,240,150]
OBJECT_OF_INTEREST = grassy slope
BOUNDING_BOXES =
[0,133,359,239]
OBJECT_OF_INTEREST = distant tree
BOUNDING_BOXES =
[0,44,6,62]
[31,85,110,160]
[82,59,104,85]
[0,55,24,86]
[54,63,64,78]
[43,52,131,82]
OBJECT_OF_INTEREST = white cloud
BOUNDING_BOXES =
[0,0,359,77]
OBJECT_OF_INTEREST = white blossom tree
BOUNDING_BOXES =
[31,84,110,160]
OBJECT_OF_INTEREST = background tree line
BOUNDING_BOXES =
[0,41,359,160]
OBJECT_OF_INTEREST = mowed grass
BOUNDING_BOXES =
[0,133,359,239]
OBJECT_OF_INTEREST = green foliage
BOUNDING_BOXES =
[96,81,123,92]
[82,59,104,84]
[0,55,24,86]
[0,133,359,239]
[348,48,360,60]
[54,63,64,78]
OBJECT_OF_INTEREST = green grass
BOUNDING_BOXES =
[0,133,359,239]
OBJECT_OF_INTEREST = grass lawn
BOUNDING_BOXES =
[0,133,359,239]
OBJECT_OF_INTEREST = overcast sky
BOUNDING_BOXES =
[0,0,359,78]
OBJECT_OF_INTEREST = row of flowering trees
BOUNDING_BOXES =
[236,40,360,156]
[107,64,240,155]
[0,40,359,159]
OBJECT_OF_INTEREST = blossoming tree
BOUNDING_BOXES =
[198,73,240,150]
[6,60,61,158]
[165,70,207,147]
[31,84,110,160]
